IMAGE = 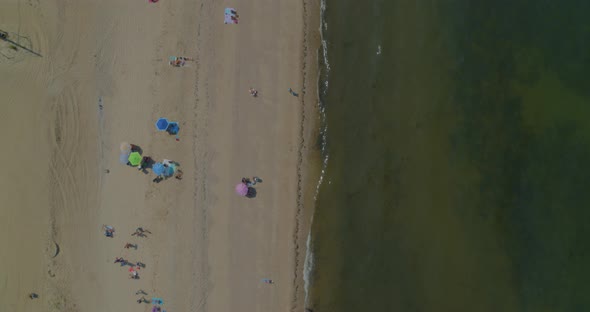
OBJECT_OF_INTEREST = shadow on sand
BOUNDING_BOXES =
[246,187,257,198]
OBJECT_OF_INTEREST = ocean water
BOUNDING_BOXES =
[309,0,590,311]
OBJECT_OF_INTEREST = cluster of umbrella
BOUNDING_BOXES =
[155,117,179,135]
[117,118,179,171]
[119,142,176,178]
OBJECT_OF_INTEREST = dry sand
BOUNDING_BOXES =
[0,0,317,311]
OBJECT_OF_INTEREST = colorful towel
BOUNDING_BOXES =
[224,8,238,24]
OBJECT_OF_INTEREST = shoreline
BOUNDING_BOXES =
[293,0,323,309]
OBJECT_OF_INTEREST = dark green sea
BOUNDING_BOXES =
[309,0,590,311]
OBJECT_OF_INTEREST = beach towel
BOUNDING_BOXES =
[224,15,237,24]
[224,8,238,24]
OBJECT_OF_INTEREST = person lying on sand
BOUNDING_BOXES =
[137,296,149,303]
[169,56,193,67]
[169,59,185,67]
[249,88,258,97]
[136,227,151,234]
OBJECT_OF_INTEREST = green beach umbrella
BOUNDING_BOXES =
[128,152,142,166]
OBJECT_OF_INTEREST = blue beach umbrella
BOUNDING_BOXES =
[166,122,180,135]
[155,118,169,131]
[152,162,165,176]
[163,165,175,177]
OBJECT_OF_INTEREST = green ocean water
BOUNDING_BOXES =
[310,1,590,311]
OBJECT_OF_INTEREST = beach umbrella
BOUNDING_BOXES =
[120,142,132,153]
[119,152,130,164]
[128,152,142,166]
[163,165,175,177]
[155,118,169,131]
[166,122,180,135]
[152,162,165,176]
[235,183,248,196]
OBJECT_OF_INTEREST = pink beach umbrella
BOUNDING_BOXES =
[235,183,248,196]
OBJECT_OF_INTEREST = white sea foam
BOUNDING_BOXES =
[303,0,331,308]
[320,0,330,76]
[303,229,314,306]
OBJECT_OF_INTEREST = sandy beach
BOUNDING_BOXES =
[0,0,317,311]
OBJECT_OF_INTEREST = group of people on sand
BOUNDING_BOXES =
[242,176,260,187]
[110,227,150,279]
[107,227,167,309]
[102,225,162,302]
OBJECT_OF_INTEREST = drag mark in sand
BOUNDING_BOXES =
[46,81,83,312]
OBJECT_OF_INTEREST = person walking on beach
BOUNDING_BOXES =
[29,293,39,299]
[136,289,148,295]
[288,88,299,97]
[124,243,137,249]
[262,278,274,284]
